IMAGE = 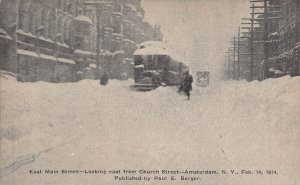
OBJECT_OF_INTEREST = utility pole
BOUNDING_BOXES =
[241,8,258,81]
[241,3,263,81]
[226,42,236,80]
[227,26,250,81]
[262,0,269,80]
[96,8,101,79]
[233,36,236,80]
[227,54,232,79]
[250,0,281,80]
[239,0,281,81]
[297,1,300,44]
[250,3,255,81]
[15,0,20,77]
[237,26,241,80]
[296,1,300,76]
[227,50,230,79]
[227,36,238,80]
[226,49,233,80]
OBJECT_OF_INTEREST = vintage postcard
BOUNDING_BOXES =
[0,0,299,184]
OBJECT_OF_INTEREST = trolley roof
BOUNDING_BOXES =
[134,41,188,65]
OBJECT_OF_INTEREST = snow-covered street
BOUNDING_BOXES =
[0,75,299,185]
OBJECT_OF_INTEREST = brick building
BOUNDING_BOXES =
[0,0,163,82]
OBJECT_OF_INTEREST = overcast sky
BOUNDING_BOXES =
[141,0,251,75]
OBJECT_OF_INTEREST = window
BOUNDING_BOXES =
[58,0,63,9]
[28,4,36,34]
[57,17,64,42]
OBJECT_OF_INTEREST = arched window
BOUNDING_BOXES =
[35,5,43,35]
[63,19,71,45]
[43,9,51,38]
[1,0,18,30]
[91,13,96,27]
[89,30,94,51]
[41,8,48,37]
[57,16,63,42]
[43,10,51,38]
[48,11,56,41]
[28,3,38,34]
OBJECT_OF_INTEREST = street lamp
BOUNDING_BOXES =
[83,1,113,79]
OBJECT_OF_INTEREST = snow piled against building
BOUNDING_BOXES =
[0,75,299,185]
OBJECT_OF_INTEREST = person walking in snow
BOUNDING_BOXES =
[100,72,108,85]
[182,70,193,100]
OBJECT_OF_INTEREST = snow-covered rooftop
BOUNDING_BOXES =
[134,41,187,65]
[134,46,169,56]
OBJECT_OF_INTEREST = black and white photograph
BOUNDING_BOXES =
[0,0,299,184]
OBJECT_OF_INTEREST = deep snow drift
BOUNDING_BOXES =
[0,75,299,185]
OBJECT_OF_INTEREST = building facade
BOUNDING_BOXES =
[0,0,163,82]
[274,0,300,76]
[228,0,299,81]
